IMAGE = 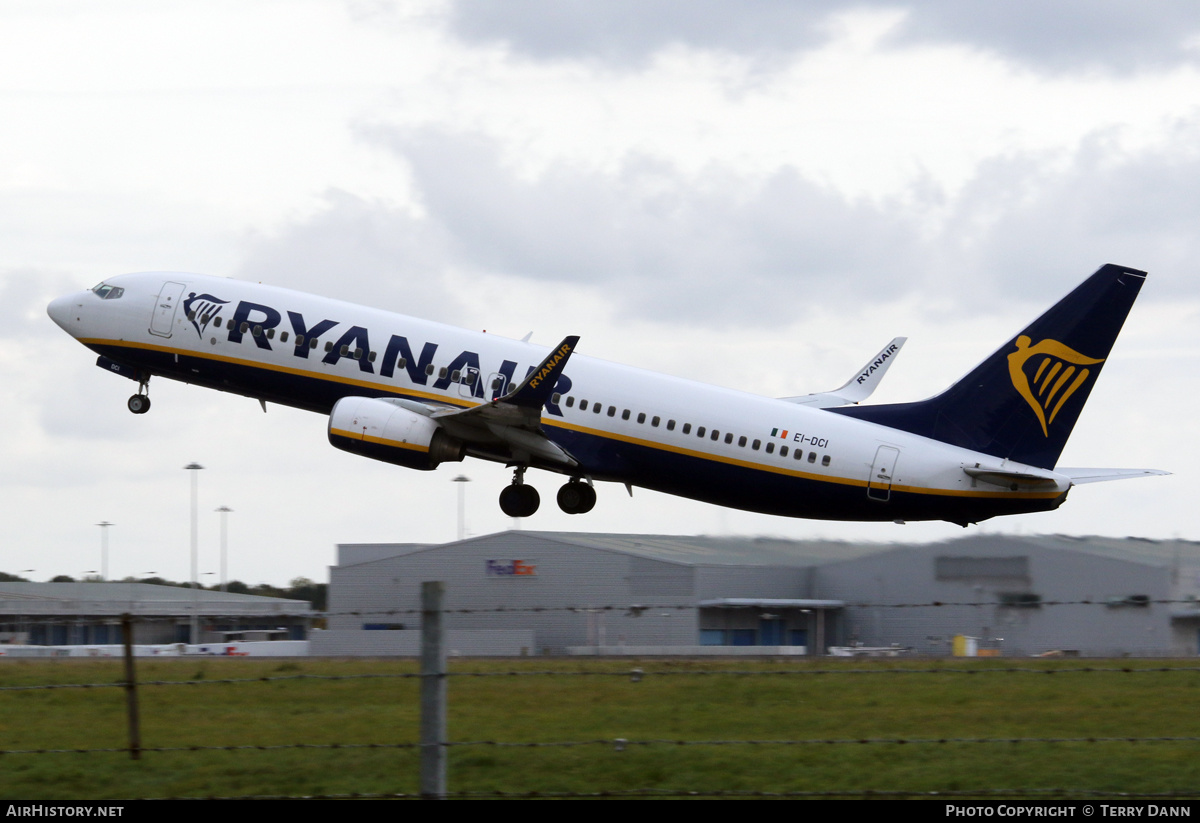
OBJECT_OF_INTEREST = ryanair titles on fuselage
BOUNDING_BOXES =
[188,294,572,415]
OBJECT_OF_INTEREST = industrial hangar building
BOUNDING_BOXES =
[0,582,314,647]
[313,531,1200,657]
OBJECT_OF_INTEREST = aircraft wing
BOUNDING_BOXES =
[413,335,581,467]
[1055,467,1171,485]
[780,337,906,408]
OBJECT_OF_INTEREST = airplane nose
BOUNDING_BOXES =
[47,293,79,333]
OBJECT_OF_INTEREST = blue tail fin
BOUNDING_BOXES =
[833,264,1146,469]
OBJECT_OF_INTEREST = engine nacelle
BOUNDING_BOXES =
[328,396,465,471]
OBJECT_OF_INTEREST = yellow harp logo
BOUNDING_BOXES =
[1007,335,1104,437]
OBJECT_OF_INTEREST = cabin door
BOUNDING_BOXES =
[867,446,900,501]
[149,281,186,338]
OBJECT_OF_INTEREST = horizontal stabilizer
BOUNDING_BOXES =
[963,464,1064,489]
[1056,467,1170,485]
[781,337,906,408]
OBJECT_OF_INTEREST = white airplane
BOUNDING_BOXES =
[47,264,1164,525]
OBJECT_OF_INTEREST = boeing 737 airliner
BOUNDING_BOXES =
[47,264,1164,524]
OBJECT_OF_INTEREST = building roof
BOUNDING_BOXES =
[0,583,313,617]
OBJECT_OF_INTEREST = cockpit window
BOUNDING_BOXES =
[90,283,125,300]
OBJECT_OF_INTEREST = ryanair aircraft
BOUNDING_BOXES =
[47,264,1164,524]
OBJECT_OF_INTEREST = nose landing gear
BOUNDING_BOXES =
[127,379,151,414]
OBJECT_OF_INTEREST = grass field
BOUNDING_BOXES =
[1,657,1199,799]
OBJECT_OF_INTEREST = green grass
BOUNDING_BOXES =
[1,657,1198,798]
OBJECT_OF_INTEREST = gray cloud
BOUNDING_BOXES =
[445,0,837,67]
[239,117,1200,336]
[235,189,465,325]
[444,0,1200,73]
[370,128,925,325]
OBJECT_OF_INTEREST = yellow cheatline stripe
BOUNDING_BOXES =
[91,339,1061,502]
[539,421,1061,501]
[82,338,475,409]
[329,428,429,452]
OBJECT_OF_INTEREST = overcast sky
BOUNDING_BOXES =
[5,1,1198,585]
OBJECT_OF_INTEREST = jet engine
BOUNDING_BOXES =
[328,396,465,471]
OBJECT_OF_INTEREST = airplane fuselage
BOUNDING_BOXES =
[48,271,1078,525]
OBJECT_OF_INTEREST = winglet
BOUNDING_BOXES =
[503,335,579,410]
[781,337,907,408]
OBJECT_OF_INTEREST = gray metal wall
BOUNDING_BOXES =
[814,539,1177,656]
[329,532,701,653]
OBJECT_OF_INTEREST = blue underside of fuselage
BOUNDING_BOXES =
[94,342,1067,525]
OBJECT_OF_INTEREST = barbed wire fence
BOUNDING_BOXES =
[4,584,1200,799]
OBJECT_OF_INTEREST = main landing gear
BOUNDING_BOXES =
[498,469,598,517]
[556,479,596,515]
[499,466,540,518]
[127,379,151,415]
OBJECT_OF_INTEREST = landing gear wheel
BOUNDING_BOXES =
[127,394,151,415]
[499,483,540,518]
[557,481,596,514]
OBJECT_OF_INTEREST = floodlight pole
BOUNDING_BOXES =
[215,506,232,593]
[184,463,204,644]
[451,475,470,542]
[96,522,113,581]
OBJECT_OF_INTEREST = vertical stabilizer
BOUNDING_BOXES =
[833,264,1146,469]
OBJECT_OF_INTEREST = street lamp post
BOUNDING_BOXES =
[184,463,204,644]
[96,522,113,581]
[451,475,470,542]
[215,506,232,593]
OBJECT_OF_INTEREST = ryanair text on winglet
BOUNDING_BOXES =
[527,341,573,390]
[855,343,900,385]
